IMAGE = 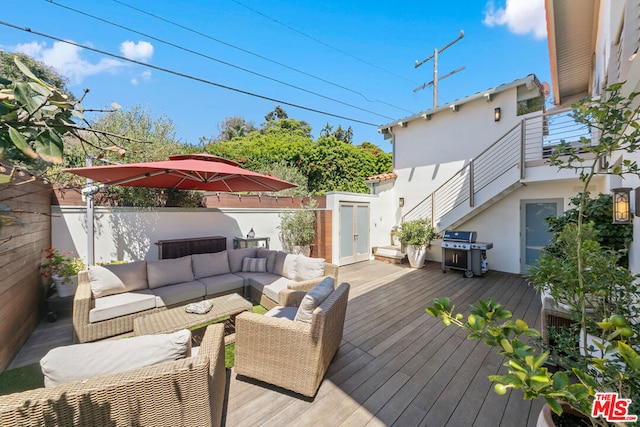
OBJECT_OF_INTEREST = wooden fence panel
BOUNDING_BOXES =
[0,172,51,371]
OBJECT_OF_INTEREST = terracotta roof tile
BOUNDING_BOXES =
[365,172,397,182]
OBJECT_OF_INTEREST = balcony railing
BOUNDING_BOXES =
[402,108,589,227]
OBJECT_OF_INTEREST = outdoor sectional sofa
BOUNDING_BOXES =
[73,247,338,343]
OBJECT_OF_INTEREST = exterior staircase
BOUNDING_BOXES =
[401,108,588,231]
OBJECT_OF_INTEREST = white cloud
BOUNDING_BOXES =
[14,40,124,84]
[483,0,547,40]
[131,70,152,86]
[119,40,154,62]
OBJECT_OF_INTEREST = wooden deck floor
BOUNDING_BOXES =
[9,260,544,426]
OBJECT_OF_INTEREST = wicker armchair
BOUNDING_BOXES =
[234,282,350,397]
[0,324,227,427]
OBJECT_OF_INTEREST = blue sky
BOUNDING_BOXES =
[1,0,549,153]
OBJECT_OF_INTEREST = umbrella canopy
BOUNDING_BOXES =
[63,153,296,192]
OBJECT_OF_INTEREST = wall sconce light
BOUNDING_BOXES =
[612,187,631,224]
[494,107,501,122]
[399,197,404,208]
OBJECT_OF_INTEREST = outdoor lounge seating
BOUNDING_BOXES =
[234,280,350,397]
[0,324,226,427]
[73,247,338,343]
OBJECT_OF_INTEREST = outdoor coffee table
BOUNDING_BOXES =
[133,293,252,344]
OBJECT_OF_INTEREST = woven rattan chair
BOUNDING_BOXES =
[0,324,227,427]
[234,282,350,397]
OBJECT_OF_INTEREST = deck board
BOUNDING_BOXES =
[7,260,544,426]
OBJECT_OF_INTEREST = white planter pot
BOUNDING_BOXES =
[52,275,77,298]
[406,245,427,269]
[291,245,311,256]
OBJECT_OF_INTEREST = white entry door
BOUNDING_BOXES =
[520,199,563,273]
[339,202,370,265]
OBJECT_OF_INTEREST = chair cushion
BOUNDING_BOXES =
[273,252,298,280]
[90,290,157,323]
[147,256,195,289]
[228,248,258,272]
[295,255,326,281]
[88,261,148,297]
[265,306,298,320]
[242,257,267,272]
[244,274,296,302]
[257,248,278,273]
[198,273,244,295]
[295,277,335,323]
[151,280,206,307]
[40,329,191,387]
[191,251,231,279]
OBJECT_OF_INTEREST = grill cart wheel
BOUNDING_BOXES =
[464,270,474,278]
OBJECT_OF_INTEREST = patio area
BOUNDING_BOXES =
[9,260,543,426]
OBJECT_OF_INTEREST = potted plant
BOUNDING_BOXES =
[279,200,317,256]
[426,84,640,426]
[40,248,86,297]
[397,218,438,268]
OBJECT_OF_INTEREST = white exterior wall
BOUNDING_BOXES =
[392,85,522,216]
[52,206,288,263]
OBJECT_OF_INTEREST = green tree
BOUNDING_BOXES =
[52,106,202,207]
[214,116,257,142]
[320,123,353,144]
[0,52,72,99]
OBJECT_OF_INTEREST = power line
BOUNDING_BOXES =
[230,0,419,85]
[0,20,381,127]
[44,0,395,121]
[111,0,414,114]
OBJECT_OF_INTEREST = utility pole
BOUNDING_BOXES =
[414,30,465,108]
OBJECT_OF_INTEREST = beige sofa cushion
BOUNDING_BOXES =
[295,277,335,323]
[90,290,157,323]
[257,248,278,273]
[40,329,192,387]
[228,248,258,272]
[88,261,147,298]
[295,255,326,281]
[244,274,296,302]
[191,251,231,279]
[147,256,194,289]
[152,280,206,307]
[273,252,298,280]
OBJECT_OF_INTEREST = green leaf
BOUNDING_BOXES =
[500,338,514,353]
[13,82,40,114]
[14,57,50,88]
[34,128,64,164]
[545,397,563,416]
[618,341,640,370]
[8,126,37,159]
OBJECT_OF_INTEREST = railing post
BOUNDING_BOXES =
[520,119,526,179]
[469,160,475,207]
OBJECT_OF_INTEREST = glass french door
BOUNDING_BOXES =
[339,202,370,265]
[520,199,563,273]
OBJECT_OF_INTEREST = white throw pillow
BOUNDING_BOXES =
[241,257,267,272]
[40,329,191,387]
[281,254,298,280]
[294,277,335,323]
[191,251,231,278]
[295,255,326,281]
[88,261,148,298]
[147,256,195,289]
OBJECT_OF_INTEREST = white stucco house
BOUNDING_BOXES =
[366,0,640,276]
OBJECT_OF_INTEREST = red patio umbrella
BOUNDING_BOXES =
[63,153,296,192]
[63,153,297,265]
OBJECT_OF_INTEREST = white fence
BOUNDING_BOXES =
[52,206,291,264]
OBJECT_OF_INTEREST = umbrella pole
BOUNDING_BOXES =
[86,156,95,266]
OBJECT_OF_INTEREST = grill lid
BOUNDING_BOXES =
[442,230,477,242]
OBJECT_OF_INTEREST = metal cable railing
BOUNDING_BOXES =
[401,109,588,228]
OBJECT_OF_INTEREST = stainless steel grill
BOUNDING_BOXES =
[440,230,493,277]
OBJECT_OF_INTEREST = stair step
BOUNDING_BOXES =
[373,246,406,264]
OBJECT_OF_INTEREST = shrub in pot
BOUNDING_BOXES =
[40,248,86,297]
[279,200,317,256]
[397,218,438,268]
